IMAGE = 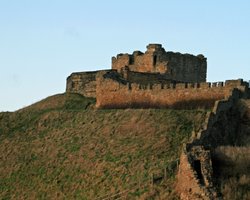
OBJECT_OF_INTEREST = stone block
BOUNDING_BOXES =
[217,82,224,87]
[212,82,217,87]
[225,79,243,87]
[176,83,186,89]
[200,82,211,88]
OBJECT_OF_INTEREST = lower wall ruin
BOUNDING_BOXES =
[177,146,217,200]
[176,87,249,199]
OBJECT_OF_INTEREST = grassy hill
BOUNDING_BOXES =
[0,93,208,199]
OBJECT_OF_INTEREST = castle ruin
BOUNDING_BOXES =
[67,44,207,99]
[66,44,250,199]
[112,44,207,83]
[66,43,248,109]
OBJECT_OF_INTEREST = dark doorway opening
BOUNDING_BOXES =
[193,160,204,185]
[153,55,157,66]
[129,56,134,65]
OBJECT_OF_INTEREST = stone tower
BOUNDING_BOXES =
[112,44,207,83]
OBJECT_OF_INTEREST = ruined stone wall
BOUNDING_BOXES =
[66,71,97,97]
[177,146,216,200]
[193,83,248,148]
[96,72,246,109]
[177,151,203,199]
[112,44,207,83]
[176,83,249,200]
[66,70,111,98]
[165,52,207,83]
[122,70,173,84]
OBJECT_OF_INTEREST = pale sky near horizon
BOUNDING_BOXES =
[0,0,250,111]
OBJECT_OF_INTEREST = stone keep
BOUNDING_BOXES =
[66,43,208,98]
[112,44,207,83]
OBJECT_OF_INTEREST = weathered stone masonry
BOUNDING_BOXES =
[176,84,249,200]
[66,43,248,112]
[112,44,207,83]
[66,44,207,98]
[65,44,250,199]
[66,70,110,98]
[96,73,247,109]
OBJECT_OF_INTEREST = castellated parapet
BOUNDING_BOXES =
[95,71,248,109]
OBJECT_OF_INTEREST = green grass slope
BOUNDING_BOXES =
[0,93,207,199]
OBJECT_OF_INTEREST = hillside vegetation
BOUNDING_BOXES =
[0,93,208,199]
[212,99,250,200]
[213,146,250,200]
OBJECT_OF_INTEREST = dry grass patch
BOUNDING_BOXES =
[213,146,250,200]
[0,93,208,199]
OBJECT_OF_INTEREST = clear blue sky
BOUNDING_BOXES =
[0,0,250,111]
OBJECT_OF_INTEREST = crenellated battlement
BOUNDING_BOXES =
[96,70,248,109]
[103,74,247,92]
[125,81,236,91]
